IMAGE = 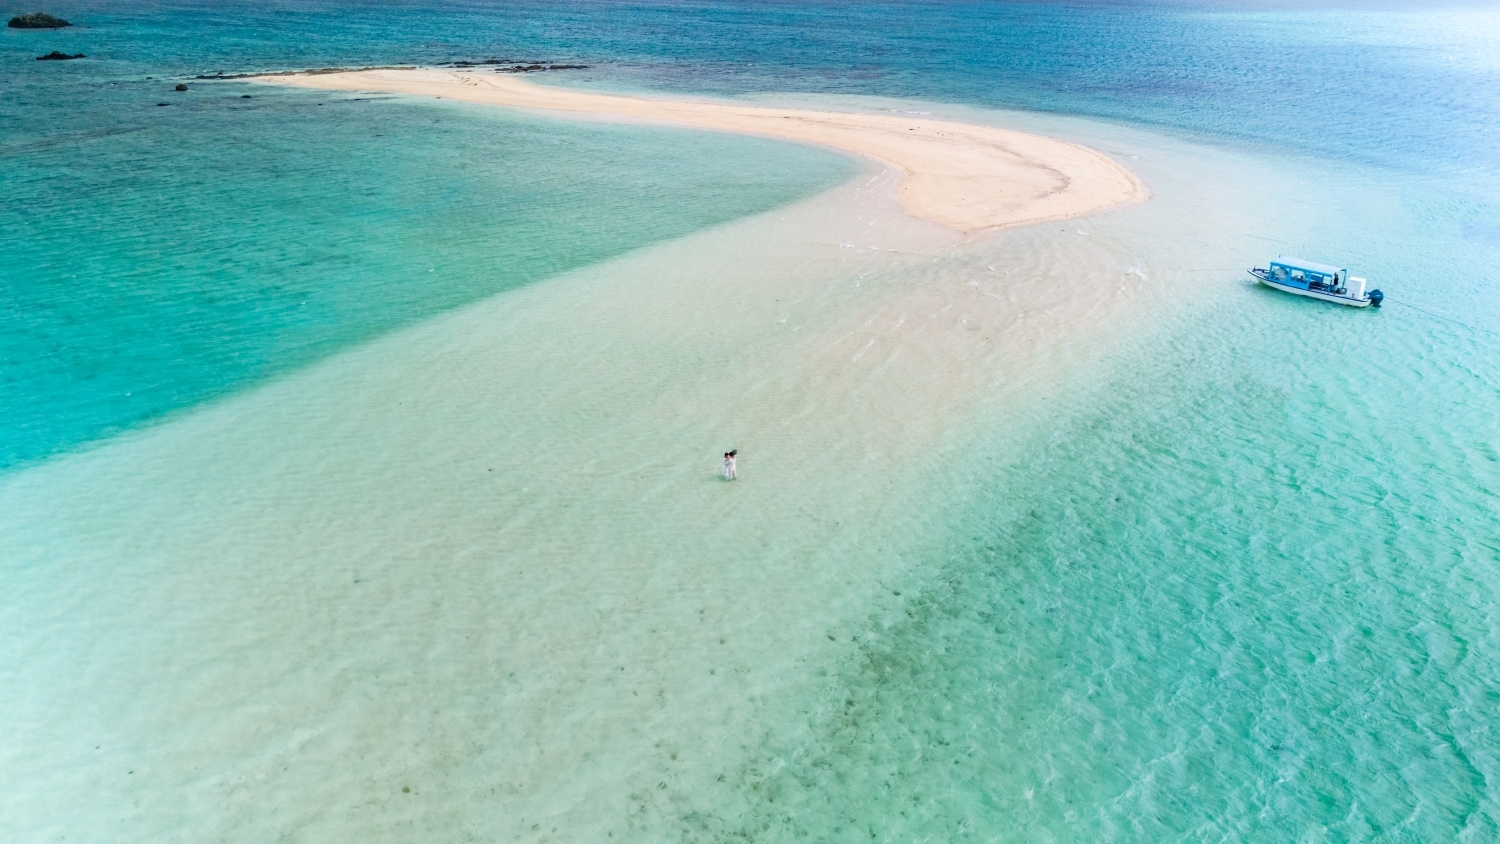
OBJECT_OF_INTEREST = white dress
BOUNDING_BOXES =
[723,456,737,480]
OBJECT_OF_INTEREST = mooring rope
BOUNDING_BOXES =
[1383,298,1500,338]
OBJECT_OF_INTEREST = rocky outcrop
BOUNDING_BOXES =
[445,59,590,72]
[36,51,85,60]
[9,12,71,28]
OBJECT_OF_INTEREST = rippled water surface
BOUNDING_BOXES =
[3,1,1498,841]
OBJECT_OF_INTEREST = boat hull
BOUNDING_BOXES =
[1249,270,1372,307]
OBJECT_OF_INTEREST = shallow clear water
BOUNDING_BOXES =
[1,55,852,467]
[709,190,1500,839]
[3,1,1499,841]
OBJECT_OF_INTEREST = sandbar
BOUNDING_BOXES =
[258,68,1142,233]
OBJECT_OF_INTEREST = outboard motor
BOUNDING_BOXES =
[1368,289,1384,308]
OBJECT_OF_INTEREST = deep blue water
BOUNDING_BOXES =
[11,0,1499,174]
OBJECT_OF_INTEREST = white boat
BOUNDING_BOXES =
[1249,256,1382,308]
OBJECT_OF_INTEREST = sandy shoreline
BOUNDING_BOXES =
[257,68,1143,233]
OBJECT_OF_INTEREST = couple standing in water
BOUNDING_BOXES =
[722,449,738,481]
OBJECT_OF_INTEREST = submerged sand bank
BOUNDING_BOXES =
[0,171,1136,840]
[258,69,1142,233]
[0,95,1286,838]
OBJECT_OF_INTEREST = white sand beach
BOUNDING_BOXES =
[260,69,1144,233]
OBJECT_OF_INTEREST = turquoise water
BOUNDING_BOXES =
[2,44,852,467]
[716,249,1500,839]
[4,1,1500,840]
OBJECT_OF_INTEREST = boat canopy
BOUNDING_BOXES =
[1272,256,1345,276]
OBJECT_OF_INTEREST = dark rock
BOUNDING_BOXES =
[174,83,187,91]
[241,94,252,98]
[446,57,589,70]
[35,51,84,61]
[487,61,587,74]
[9,12,71,28]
